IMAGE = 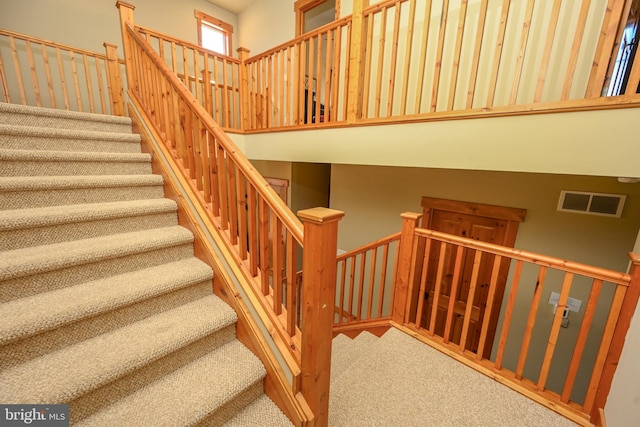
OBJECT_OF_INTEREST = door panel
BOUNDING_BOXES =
[418,198,525,358]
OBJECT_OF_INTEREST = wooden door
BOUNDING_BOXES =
[419,197,526,358]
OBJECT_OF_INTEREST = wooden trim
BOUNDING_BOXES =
[421,197,526,223]
[194,9,233,55]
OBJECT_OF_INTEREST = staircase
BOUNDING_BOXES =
[329,328,580,427]
[0,103,291,426]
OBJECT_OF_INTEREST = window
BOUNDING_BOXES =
[195,10,233,56]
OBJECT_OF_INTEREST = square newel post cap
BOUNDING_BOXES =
[297,207,344,225]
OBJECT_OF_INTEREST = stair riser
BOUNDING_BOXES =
[0,211,178,250]
[0,184,165,210]
[0,243,195,302]
[0,135,141,154]
[0,281,214,371]
[71,325,237,424]
[0,160,151,177]
[0,111,133,134]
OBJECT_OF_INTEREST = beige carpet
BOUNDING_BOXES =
[0,102,291,426]
[330,328,580,427]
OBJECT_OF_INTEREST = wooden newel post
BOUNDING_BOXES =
[298,207,344,427]
[237,47,251,131]
[392,212,422,325]
[591,252,640,423]
[103,43,125,116]
[115,1,137,94]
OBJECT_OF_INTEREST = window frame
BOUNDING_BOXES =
[195,9,233,56]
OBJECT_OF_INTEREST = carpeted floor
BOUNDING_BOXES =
[329,328,580,427]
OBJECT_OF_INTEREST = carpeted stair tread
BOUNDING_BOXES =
[0,295,237,404]
[0,124,142,153]
[0,225,193,282]
[0,148,152,176]
[0,258,213,345]
[0,148,150,163]
[0,174,163,191]
[222,394,293,426]
[74,340,265,427]
[0,102,133,133]
[0,199,176,232]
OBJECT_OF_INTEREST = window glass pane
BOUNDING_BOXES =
[202,24,226,54]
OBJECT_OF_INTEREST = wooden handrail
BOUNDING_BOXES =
[337,231,400,260]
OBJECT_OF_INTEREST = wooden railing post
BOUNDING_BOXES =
[237,47,251,131]
[591,252,640,422]
[115,1,137,94]
[392,212,422,325]
[298,207,344,427]
[345,0,369,123]
[103,42,125,116]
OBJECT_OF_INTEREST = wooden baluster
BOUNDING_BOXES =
[534,0,562,103]
[259,197,270,294]
[429,242,448,335]
[356,252,367,320]
[466,0,487,109]
[182,102,196,178]
[430,0,449,112]
[346,0,368,123]
[412,237,431,328]
[299,207,344,427]
[213,56,220,122]
[376,242,391,317]
[208,131,219,214]
[69,51,82,111]
[40,44,55,108]
[237,174,248,260]
[561,278,603,403]
[415,1,433,113]
[0,51,10,103]
[217,142,229,228]
[460,250,482,352]
[82,54,95,113]
[9,37,27,104]
[314,35,322,124]
[94,56,107,114]
[448,0,468,111]
[400,0,417,115]
[25,41,42,107]
[342,22,352,122]
[386,3,401,117]
[338,259,348,323]
[228,162,239,245]
[330,28,341,123]
[203,57,213,116]
[272,218,284,314]
[286,232,298,335]
[286,46,293,126]
[392,212,422,324]
[495,260,523,369]
[348,255,356,320]
[588,254,640,421]
[247,185,259,276]
[366,248,377,319]
[476,255,503,359]
[306,37,315,125]
[509,0,535,105]
[538,272,574,390]
[323,35,332,124]
[444,246,464,343]
[222,57,230,127]
[486,0,511,107]
[55,48,70,110]
[516,265,547,379]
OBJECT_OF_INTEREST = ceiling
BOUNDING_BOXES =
[207,0,258,14]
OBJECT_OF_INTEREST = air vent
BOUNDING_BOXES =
[557,191,626,218]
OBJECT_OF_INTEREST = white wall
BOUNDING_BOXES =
[238,0,295,55]
[235,108,640,180]
[0,0,239,58]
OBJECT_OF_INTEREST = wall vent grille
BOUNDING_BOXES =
[557,191,626,218]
